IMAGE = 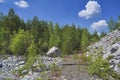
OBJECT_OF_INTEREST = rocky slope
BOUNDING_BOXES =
[0,55,62,80]
[87,29,120,74]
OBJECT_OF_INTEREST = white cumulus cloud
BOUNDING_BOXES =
[0,0,5,3]
[78,1,101,19]
[91,20,108,30]
[14,0,29,8]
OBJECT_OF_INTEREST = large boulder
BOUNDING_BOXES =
[47,47,62,57]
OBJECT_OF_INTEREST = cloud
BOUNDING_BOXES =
[78,1,101,19]
[14,0,29,8]
[91,20,108,30]
[0,0,5,3]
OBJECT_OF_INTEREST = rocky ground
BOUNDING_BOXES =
[0,54,99,80]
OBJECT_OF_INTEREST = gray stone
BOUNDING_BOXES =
[22,70,28,74]
[19,61,25,65]
[20,73,40,80]
[35,68,43,72]
[14,65,24,71]
[111,43,120,53]
[47,46,62,57]
[0,62,2,68]
[33,61,39,67]
[103,53,111,59]
[113,65,120,73]
[21,75,34,80]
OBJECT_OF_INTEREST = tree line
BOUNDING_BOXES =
[107,16,120,32]
[0,8,106,56]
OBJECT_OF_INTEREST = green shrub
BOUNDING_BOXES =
[4,78,12,80]
[106,55,114,60]
[73,54,79,60]
[23,41,37,69]
[50,63,61,77]
[88,57,111,79]
[18,42,37,75]
[87,52,120,79]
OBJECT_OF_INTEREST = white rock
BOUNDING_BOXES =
[22,70,28,74]
[111,42,120,53]
[19,61,25,65]
[113,65,120,73]
[15,65,24,70]
[103,53,111,59]
[47,46,61,57]
[109,64,115,69]
[28,70,33,75]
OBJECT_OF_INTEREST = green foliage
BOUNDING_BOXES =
[61,24,76,55]
[108,17,120,32]
[0,8,110,56]
[50,63,61,77]
[100,31,107,38]
[18,42,37,76]
[106,55,114,61]
[23,41,37,69]
[73,54,79,60]
[88,57,111,79]
[4,78,12,80]
[75,27,81,50]
[49,33,61,48]
[2,8,22,34]
[49,23,61,48]
[87,51,120,80]
[80,28,90,52]
[112,37,120,44]
[0,28,10,54]
[90,31,100,43]
[10,29,32,55]
[36,78,44,80]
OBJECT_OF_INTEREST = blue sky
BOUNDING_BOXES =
[0,0,120,33]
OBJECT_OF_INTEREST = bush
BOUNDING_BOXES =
[87,53,120,80]
[88,57,111,79]
[18,42,37,75]
[23,41,37,70]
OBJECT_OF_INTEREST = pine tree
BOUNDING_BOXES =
[0,28,10,54]
[75,26,81,50]
[80,28,90,52]
[49,23,61,48]
[100,31,106,38]
[61,24,76,55]
[91,31,100,43]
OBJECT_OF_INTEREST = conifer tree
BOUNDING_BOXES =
[80,28,90,52]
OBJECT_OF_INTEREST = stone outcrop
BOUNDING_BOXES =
[87,29,120,74]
